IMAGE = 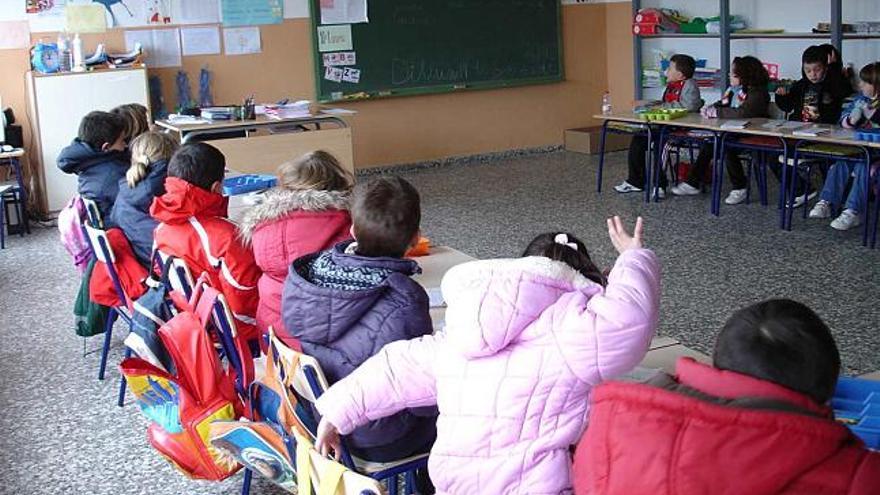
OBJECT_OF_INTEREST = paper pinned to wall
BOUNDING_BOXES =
[28,0,68,32]
[316,24,352,52]
[341,67,360,83]
[0,21,30,50]
[283,0,309,19]
[221,0,282,26]
[181,26,221,56]
[124,28,182,68]
[320,0,367,25]
[66,3,107,33]
[179,0,221,24]
[324,66,343,82]
[223,26,261,55]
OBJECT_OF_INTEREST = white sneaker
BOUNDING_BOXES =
[614,181,642,193]
[809,200,832,219]
[654,188,666,200]
[724,189,748,205]
[830,209,861,231]
[792,191,818,209]
[671,183,701,196]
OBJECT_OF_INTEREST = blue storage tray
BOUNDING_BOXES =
[223,174,277,196]
[833,377,880,449]
[854,128,880,142]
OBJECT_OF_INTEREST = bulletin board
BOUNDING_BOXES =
[310,0,563,102]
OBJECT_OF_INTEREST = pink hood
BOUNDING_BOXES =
[317,249,661,494]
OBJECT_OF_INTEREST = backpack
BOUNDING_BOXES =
[73,257,110,337]
[58,195,92,274]
[120,278,250,481]
[125,257,176,372]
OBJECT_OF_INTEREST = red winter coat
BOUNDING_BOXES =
[237,188,351,347]
[574,357,880,495]
[150,177,262,341]
[89,227,149,309]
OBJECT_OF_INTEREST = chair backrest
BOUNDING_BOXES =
[211,291,250,398]
[82,223,128,310]
[156,250,195,299]
[81,197,103,229]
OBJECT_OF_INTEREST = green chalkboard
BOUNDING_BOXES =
[310,0,563,102]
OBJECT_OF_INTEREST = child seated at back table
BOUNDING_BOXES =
[312,217,661,494]
[671,56,771,206]
[238,150,353,349]
[809,61,880,231]
[150,143,261,342]
[282,176,437,463]
[615,54,703,196]
[773,45,854,206]
[57,111,128,219]
[108,131,178,266]
[573,298,880,494]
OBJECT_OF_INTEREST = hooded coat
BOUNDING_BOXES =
[316,249,662,494]
[57,139,128,219]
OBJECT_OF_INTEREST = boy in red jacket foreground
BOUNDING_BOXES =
[574,299,880,495]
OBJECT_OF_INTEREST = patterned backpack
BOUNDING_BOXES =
[58,195,92,274]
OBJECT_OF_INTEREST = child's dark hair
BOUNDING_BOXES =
[167,142,226,191]
[670,54,696,79]
[522,232,606,286]
[78,111,126,151]
[732,56,770,90]
[351,176,421,258]
[859,62,880,90]
[817,43,842,67]
[713,299,840,404]
[802,45,828,66]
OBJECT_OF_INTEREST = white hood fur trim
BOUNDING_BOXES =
[238,188,349,244]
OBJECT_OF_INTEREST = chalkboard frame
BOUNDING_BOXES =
[308,0,565,103]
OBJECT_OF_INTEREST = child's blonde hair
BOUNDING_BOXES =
[277,150,353,192]
[112,103,151,143]
[127,131,178,187]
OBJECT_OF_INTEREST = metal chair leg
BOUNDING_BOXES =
[596,120,609,193]
[241,468,252,495]
[117,347,132,407]
[97,308,118,380]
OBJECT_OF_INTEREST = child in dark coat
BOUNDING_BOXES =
[57,111,128,219]
[108,131,178,265]
[282,176,436,463]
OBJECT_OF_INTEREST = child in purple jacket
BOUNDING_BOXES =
[281,176,437,463]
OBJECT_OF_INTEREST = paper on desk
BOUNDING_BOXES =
[320,0,367,25]
[720,120,750,130]
[0,21,29,49]
[125,28,182,68]
[181,26,221,56]
[427,287,445,308]
[224,26,261,55]
[167,114,210,125]
[793,125,830,137]
[66,4,106,33]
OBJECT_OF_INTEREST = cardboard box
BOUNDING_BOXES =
[564,127,632,155]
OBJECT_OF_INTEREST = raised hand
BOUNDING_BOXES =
[607,216,644,254]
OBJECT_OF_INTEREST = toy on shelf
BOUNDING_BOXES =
[638,108,689,122]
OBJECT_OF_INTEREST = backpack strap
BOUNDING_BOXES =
[296,434,313,495]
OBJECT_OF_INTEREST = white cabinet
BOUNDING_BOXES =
[27,68,149,212]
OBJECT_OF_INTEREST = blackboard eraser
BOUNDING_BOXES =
[453,84,466,90]
[378,91,392,96]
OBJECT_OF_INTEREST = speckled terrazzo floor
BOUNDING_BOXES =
[0,149,877,494]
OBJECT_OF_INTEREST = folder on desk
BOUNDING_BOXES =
[792,126,830,137]
[720,120,750,130]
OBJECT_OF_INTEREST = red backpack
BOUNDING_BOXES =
[120,277,254,480]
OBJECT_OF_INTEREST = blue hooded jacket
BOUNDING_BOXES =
[282,240,437,461]
[57,139,128,220]
[108,159,169,265]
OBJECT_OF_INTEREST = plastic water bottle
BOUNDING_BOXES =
[57,32,71,72]
[72,33,85,72]
[601,92,612,115]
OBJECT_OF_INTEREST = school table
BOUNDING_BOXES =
[155,113,355,175]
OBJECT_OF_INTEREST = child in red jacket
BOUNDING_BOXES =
[574,299,880,495]
[150,143,262,343]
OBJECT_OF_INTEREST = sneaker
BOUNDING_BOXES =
[830,209,861,231]
[724,189,748,205]
[614,181,643,194]
[671,183,701,196]
[792,191,818,209]
[809,200,832,219]
[654,188,666,200]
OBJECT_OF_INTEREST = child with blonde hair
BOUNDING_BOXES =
[238,150,353,347]
[108,131,178,265]
[313,217,661,494]
[111,103,151,144]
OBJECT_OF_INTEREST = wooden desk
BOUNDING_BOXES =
[156,113,355,175]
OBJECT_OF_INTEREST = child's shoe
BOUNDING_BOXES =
[792,191,818,209]
[724,189,748,205]
[671,183,700,196]
[614,181,643,193]
[809,200,832,219]
[830,209,861,231]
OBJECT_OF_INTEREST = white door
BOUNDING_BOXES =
[34,69,149,211]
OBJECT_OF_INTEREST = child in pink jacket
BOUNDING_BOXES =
[314,217,661,495]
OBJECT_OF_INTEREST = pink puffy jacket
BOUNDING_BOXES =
[317,249,661,495]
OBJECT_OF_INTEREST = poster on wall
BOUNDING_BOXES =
[27,0,68,32]
[223,26,261,55]
[221,0,282,27]
[283,0,308,19]
[124,27,182,67]
[320,0,367,25]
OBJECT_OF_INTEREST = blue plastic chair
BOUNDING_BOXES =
[82,220,135,408]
